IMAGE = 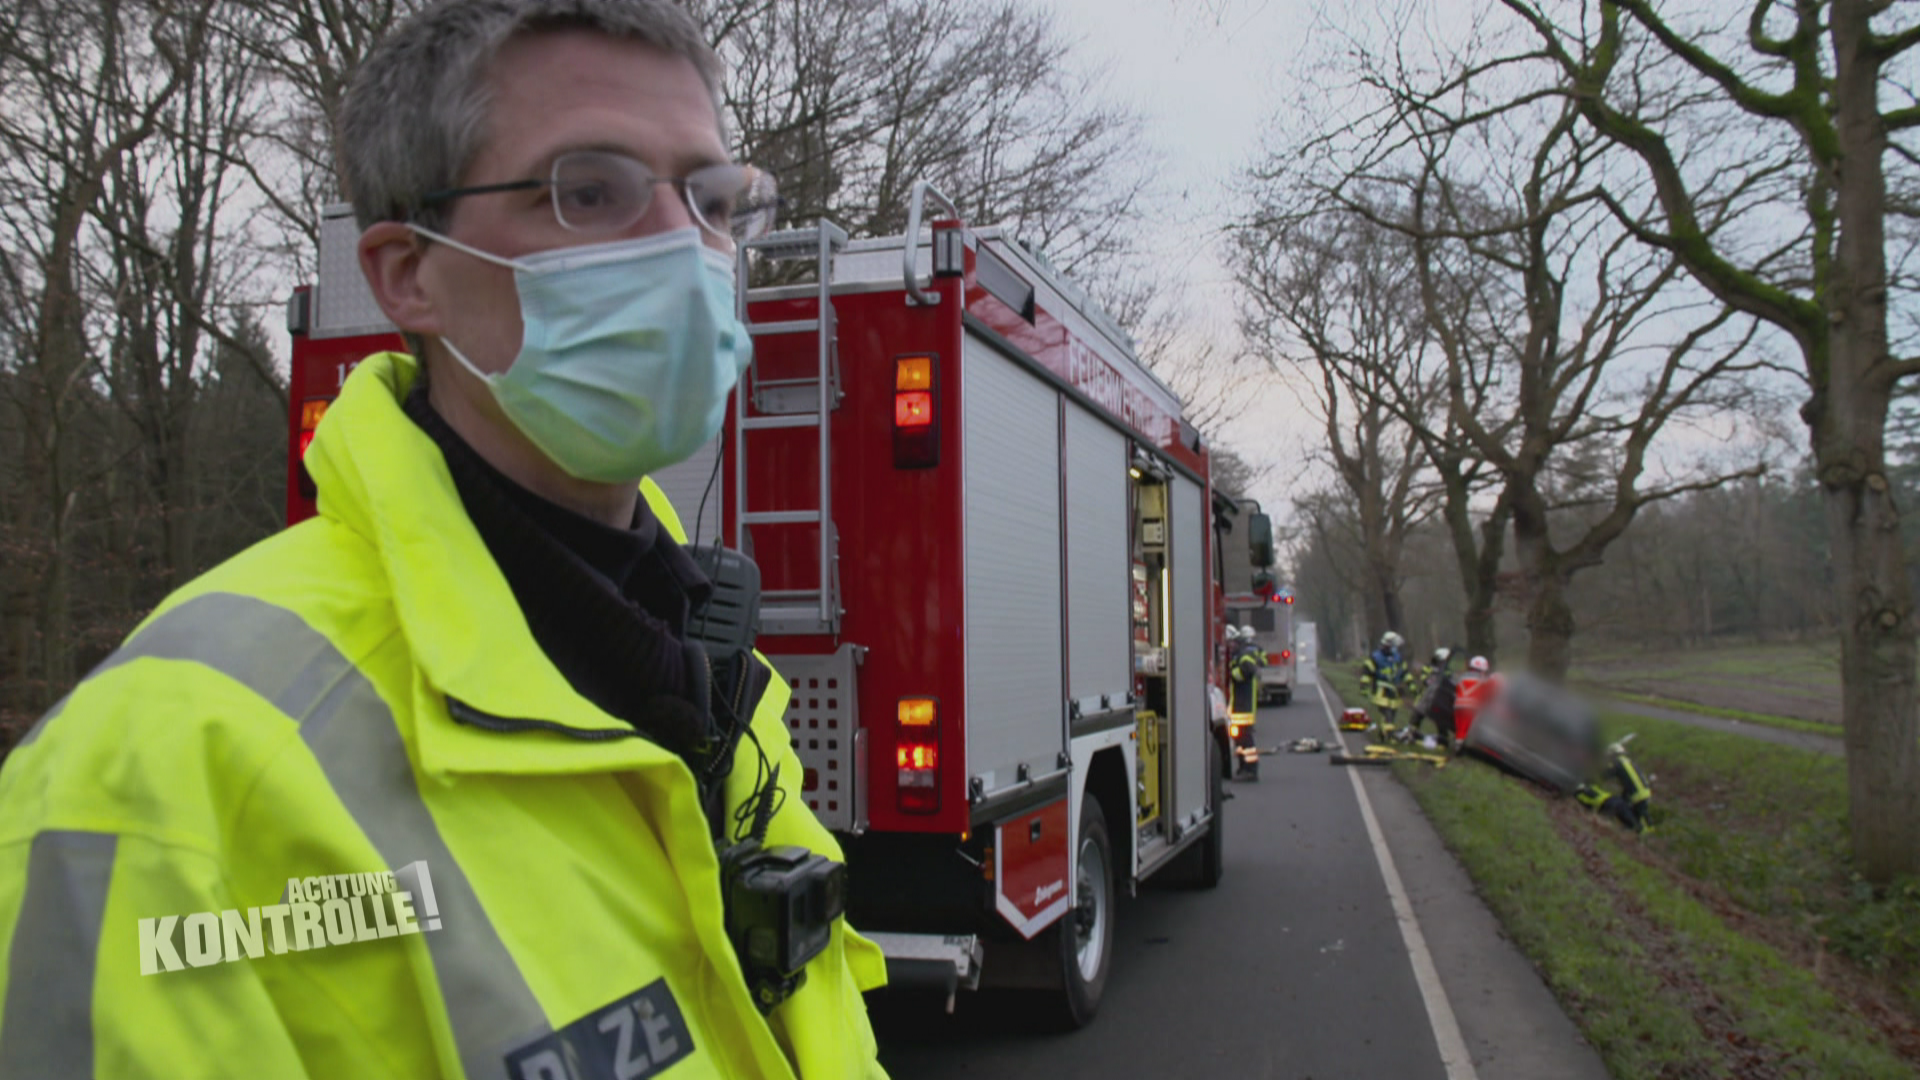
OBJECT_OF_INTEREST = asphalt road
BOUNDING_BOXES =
[869,671,1611,1080]
[873,689,1452,1080]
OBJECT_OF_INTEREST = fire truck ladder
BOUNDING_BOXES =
[733,220,850,637]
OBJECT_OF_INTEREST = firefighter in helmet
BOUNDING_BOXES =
[1360,631,1410,734]
[1577,735,1654,833]
[0,3,884,1076]
[1228,626,1264,778]
[1409,647,1460,750]
[1454,655,1497,743]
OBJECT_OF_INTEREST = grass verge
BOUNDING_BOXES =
[1594,710,1920,1015]
[1315,670,1920,1077]
[1398,753,1730,1077]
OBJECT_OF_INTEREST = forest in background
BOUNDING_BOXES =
[0,0,1179,748]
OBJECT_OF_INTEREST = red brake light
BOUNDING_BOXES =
[298,398,331,459]
[894,391,933,428]
[893,355,940,468]
[1282,650,1292,661]
[897,696,940,814]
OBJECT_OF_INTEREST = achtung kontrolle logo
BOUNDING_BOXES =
[139,860,443,975]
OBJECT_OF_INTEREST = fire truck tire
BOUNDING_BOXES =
[1049,801,1113,1029]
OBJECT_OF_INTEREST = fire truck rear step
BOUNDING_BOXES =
[861,932,983,1013]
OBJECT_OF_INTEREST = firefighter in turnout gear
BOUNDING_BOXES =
[0,4,887,1077]
[1228,626,1264,779]
[1409,648,1460,750]
[1359,631,1410,735]
[1577,734,1655,833]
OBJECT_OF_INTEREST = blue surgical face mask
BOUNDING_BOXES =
[410,225,752,484]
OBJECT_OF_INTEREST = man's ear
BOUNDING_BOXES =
[360,222,444,337]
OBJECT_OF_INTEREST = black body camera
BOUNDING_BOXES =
[687,544,850,1014]
[720,840,849,1011]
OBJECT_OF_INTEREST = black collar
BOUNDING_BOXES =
[403,385,715,750]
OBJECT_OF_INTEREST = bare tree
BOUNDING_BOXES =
[1236,199,1515,657]
[700,0,1150,278]
[1241,20,1774,681]
[214,0,427,267]
[94,5,268,592]
[0,0,211,705]
[1291,485,1380,659]
[1493,0,1920,883]
[1237,209,1445,644]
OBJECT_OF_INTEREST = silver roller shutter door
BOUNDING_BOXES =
[1063,405,1129,709]
[963,337,1065,792]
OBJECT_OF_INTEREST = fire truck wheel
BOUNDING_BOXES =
[1050,801,1113,1029]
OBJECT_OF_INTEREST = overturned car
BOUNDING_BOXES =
[1460,672,1605,794]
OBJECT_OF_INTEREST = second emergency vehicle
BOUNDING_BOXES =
[1217,496,1293,704]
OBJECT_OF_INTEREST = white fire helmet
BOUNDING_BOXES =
[1468,655,1490,674]
[1238,624,1255,639]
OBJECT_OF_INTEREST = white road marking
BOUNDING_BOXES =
[1316,681,1479,1080]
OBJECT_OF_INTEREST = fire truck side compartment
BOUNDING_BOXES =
[962,334,1068,799]
[1062,403,1132,723]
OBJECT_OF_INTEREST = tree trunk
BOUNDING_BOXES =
[1524,570,1576,682]
[1820,0,1920,882]
[1511,486,1575,681]
[1376,562,1406,639]
[1442,480,1510,663]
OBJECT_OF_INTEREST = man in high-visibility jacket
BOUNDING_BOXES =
[0,3,886,1077]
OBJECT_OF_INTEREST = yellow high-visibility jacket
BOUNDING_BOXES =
[0,351,888,1080]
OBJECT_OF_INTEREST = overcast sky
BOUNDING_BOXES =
[1034,0,1328,523]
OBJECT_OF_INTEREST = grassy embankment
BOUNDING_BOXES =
[1569,640,1845,739]
[1320,664,1920,1079]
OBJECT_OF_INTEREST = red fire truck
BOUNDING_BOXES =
[286,184,1257,1027]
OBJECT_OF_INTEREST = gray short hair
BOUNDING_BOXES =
[338,0,726,232]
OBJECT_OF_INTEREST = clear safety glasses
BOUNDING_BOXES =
[419,150,782,248]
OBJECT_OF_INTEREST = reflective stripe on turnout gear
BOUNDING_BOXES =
[6,590,551,1080]
[0,831,116,1080]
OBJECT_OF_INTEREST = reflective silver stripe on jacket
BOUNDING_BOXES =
[0,831,116,1080]
[5,592,550,1080]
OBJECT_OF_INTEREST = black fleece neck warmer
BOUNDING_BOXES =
[403,386,715,757]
